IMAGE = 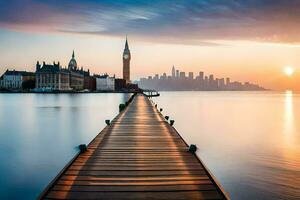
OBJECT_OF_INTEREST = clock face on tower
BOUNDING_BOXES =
[123,54,129,59]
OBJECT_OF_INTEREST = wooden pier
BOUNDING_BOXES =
[39,94,229,200]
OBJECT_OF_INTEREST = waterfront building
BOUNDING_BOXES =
[115,78,127,91]
[35,61,70,91]
[123,37,131,83]
[68,51,84,90]
[95,74,115,91]
[83,72,96,91]
[0,69,35,90]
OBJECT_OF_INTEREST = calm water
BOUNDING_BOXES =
[0,92,299,199]
[154,91,300,200]
[0,93,130,199]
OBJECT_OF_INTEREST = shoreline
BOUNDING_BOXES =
[0,90,137,94]
[0,89,270,94]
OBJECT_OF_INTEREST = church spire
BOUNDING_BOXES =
[72,50,75,59]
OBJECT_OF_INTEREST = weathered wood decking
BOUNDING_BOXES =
[40,94,229,200]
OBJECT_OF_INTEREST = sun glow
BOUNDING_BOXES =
[284,66,295,76]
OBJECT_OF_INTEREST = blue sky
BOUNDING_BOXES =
[1,0,300,43]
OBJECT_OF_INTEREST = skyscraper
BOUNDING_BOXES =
[188,72,194,80]
[123,36,131,83]
[172,66,175,78]
[199,72,204,81]
[176,70,179,78]
[226,77,230,85]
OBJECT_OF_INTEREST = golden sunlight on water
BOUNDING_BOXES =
[284,91,294,146]
[155,91,300,200]
[281,90,300,176]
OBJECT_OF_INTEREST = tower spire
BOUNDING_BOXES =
[72,50,75,58]
[125,35,129,50]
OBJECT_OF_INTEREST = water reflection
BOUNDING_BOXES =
[284,91,294,147]
[0,93,129,199]
[154,91,300,200]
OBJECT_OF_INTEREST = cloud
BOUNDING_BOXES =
[1,0,300,44]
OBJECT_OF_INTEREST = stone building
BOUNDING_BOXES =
[35,51,93,91]
[35,61,70,91]
[68,51,84,90]
[115,78,126,91]
[0,70,35,90]
[123,37,131,83]
[83,70,96,91]
[95,74,115,91]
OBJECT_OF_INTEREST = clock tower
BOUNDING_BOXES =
[123,36,131,83]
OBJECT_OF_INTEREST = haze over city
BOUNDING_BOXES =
[0,0,300,90]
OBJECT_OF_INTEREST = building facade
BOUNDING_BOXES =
[0,70,35,90]
[83,70,96,91]
[95,75,115,91]
[35,61,70,91]
[123,37,131,83]
[68,51,84,90]
[115,78,126,91]
[35,51,93,91]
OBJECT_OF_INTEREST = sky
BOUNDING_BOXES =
[0,0,300,90]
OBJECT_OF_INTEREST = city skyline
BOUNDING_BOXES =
[1,1,300,90]
[138,66,265,91]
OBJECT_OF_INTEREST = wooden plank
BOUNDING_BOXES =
[59,175,211,181]
[39,94,229,200]
[46,190,223,200]
[55,180,213,186]
[64,170,208,176]
[51,184,217,192]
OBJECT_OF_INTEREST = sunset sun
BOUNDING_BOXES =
[284,66,294,76]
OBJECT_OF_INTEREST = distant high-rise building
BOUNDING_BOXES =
[179,72,185,79]
[226,77,230,85]
[123,36,131,83]
[188,72,193,80]
[204,76,209,86]
[199,72,204,80]
[176,70,179,78]
[219,78,225,88]
[208,75,216,89]
[172,66,175,78]
[161,73,167,80]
